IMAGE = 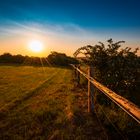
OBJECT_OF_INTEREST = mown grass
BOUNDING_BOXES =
[0,65,106,140]
[0,66,61,110]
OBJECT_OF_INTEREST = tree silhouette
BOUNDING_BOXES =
[74,39,140,105]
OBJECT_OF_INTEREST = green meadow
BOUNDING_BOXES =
[0,65,106,139]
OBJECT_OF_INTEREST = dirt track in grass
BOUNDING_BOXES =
[0,66,107,140]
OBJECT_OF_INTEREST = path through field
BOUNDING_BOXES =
[0,66,107,140]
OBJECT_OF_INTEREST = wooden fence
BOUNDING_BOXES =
[71,64,140,124]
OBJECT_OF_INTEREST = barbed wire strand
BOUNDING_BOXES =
[96,101,127,140]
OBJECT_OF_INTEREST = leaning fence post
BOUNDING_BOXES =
[88,66,94,113]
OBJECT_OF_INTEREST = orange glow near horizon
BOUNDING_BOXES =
[0,24,140,57]
[0,37,140,57]
[0,32,76,57]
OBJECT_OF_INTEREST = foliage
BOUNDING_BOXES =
[47,51,78,66]
[0,52,78,66]
[74,39,140,105]
[74,39,140,136]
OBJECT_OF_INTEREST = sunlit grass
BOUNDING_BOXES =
[0,65,106,139]
[0,65,60,109]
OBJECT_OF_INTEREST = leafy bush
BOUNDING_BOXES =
[47,51,78,66]
[74,39,140,105]
[74,39,140,136]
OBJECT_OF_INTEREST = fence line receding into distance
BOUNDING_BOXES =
[71,64,140,124]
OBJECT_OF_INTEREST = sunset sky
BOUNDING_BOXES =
[0,0,140,56]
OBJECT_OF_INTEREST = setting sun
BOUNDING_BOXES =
[28,40,44,53]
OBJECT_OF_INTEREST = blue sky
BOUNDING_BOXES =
[0,0,140,28]
[0,0,140,56]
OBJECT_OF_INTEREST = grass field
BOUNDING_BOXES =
[0,65,106,140]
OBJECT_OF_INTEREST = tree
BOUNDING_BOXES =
[74,39,140,105]
[47,51,78,66]
[0,53,13,63]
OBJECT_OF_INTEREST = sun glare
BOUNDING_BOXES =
[28,40,44,53]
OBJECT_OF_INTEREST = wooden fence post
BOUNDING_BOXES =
[74,65,77,79]
[77,65,80,85]
[73,65,80,86]
[88,66,94,113]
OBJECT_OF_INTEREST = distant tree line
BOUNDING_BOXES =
[0,52,78,66]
